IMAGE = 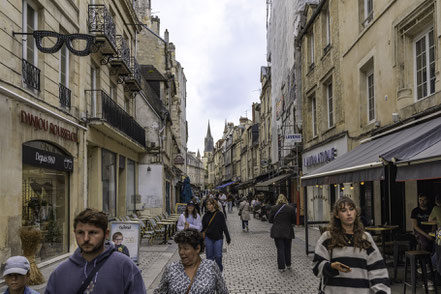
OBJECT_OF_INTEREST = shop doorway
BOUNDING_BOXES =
[22,141,71,262]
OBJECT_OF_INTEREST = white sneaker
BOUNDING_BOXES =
[423,280,435,291]
[278,269,285,273]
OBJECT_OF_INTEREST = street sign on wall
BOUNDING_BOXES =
[284,134,302,143]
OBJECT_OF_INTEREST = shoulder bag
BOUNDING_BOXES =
[184,259,201,294]
[76,250,114,294]
[202,212,217,239]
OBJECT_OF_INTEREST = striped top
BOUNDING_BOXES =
[313,231,390,294]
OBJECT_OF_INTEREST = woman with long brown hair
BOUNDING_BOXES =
[313,197,390,293]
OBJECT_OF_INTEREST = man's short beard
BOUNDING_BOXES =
[80,238,106,254]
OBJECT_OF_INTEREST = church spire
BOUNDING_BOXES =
[204,120,214,153]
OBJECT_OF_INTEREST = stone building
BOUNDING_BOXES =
[186,151,204,190]
[0,0,149,265]
[301,0,441,231]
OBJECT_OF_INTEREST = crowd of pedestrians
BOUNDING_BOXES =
[3,191,394,294]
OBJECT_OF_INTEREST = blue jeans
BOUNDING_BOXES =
[205,237,224,271]
[227,202,233,213]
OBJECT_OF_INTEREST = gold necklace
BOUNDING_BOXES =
[346,234,354,245]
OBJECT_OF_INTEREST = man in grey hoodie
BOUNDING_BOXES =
[45,208,147,294]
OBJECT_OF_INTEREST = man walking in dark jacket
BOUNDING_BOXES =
[45,208,146,294]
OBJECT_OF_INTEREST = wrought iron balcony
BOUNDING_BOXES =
[124,57,142,91]
[109,35,131,75]
[22,59,40,91]
[85,90,146,147]
[59,84,71,109]
[88,5,117,55]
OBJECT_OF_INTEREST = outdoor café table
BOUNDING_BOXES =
[421,221,437,226]
[366,225,399,254]
[157,220,178,244]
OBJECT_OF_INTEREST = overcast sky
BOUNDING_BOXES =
[152,0,267,153]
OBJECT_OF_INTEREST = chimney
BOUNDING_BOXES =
[164,29,169,43]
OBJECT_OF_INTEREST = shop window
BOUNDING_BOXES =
[102,149,116,217]
[22,141,70,262]
[126,159,136,215]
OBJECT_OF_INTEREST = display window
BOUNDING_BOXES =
[22,141,70,262]
[102,149,116,217]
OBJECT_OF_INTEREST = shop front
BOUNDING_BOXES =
[0,95,86,264]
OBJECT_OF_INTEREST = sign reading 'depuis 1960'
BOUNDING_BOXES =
[20,110,78,142]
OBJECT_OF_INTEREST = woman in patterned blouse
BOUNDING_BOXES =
[154,229,229,294]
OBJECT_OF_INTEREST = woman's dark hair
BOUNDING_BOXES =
[74,208,108,233]
[328,197,371,250]
[184,204,198,218]
[174,228,205,253]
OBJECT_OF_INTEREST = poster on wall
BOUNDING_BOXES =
[110,221,140,263]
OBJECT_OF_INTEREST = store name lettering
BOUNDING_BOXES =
[35,152,56,164]
[311,194,328,202]
[304,148,336,167]
[119,225,132,230]
[20,110,78,142]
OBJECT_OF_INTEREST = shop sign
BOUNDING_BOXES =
[304,148,337,167]
[174,155,185,165]
[23,145,73,172]
[310,194,328,202]
[20,110,78,142]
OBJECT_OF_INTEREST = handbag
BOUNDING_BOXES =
[202,212,217,239]
[318,249,333,294]
[76,249,114,294]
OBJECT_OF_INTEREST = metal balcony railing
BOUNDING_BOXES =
[85,90,146,147]
[59,84,71,109]
[110,35,131,72]
[125,57,142,90]
[22,59,40,91]
[88,5,117,52]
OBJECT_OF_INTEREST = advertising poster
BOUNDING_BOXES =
[110,221,140,263]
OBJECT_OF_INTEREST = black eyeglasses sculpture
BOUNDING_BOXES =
[14,30,96,56]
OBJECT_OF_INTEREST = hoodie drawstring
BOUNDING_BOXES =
[83,261,88,279]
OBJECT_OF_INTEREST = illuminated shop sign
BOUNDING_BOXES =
[304,148,337,167]
[20,110,78,142]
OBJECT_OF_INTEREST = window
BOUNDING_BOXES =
[311,94,317,137]
[110,82,117,101]
[22,0,38,64]
[60,41,69,88]
[323,6,330,49]
[309,31,315,66]
[91,65,97,116]
[362,0,373,27]
[126,159,135,215]
[367,72,375,122]
[415,29,435,100]
[102,149,117,217]
[327,83,334,127]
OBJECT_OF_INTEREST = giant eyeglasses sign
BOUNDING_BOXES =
[13,30,96,56]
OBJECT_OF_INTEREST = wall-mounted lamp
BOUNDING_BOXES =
[360,181,365,185]
[147,166,151,172]
[350,184,354,190]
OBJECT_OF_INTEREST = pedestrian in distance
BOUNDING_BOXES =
[154,229,229,294]
[313,197,390,294]
[219,192,227,220]
[177,201,202,232]
[45,208,147,294]
[226,193,234,213]
[202,198,231,272]
[238,197,251,232]
[112,232,130,257]
[269,194,296,272]
[2,256,39,294]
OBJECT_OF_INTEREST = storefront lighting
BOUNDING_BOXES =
[315,184,319,187]
[333,184,337,187]
[360,181,365,185]
[341,187,345,190]
[319,185,323,188]
[350,185,354,190]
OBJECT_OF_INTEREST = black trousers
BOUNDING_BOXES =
[274,238,292,270]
